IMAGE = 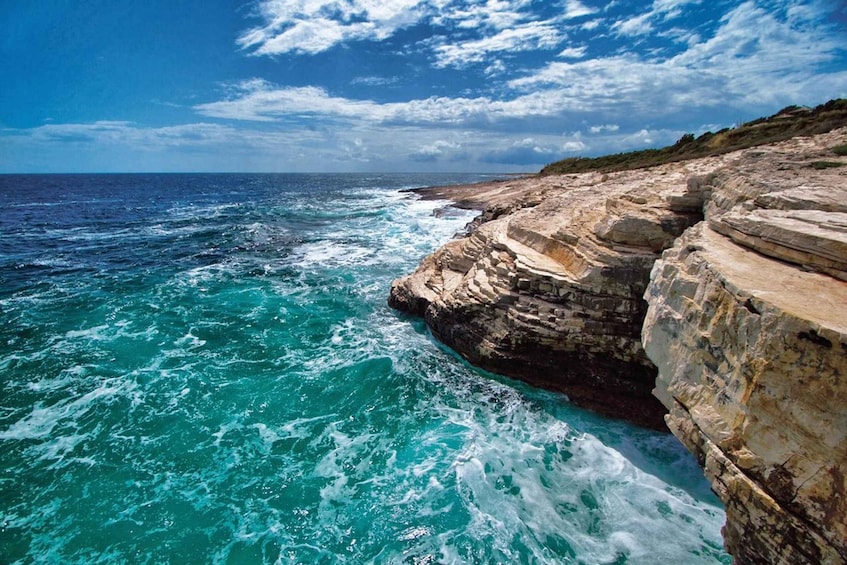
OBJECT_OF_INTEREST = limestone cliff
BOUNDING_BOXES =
[389,128,847,562]
[643,132,847,563]
[390,159,732,428]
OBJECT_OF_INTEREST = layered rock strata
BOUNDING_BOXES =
[643,132,847,563]
[390,128,847,562]
[390,161,731,428]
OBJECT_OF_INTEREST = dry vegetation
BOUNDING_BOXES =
[540,99,847,175]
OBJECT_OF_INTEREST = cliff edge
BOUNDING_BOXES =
[389,127,847,562]
[389,158,728,428]
[643,132,847,563]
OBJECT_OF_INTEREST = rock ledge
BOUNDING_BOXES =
[390,128,847,562]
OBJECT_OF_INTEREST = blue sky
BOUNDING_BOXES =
[2,0,846,173]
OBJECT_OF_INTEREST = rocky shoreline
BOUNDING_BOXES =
[389,129,847,563]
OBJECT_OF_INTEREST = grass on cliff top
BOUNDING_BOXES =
[811,161,846,169]
[540,99,847,176]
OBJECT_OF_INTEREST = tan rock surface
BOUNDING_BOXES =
[390,127,847,562]
[643,129,847,563]
[391,161,728,428]
[715,208,847,279]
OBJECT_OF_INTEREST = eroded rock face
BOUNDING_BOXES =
[390,129,847,564]
[391,127,847,562]
[389,164,725,428]
[643,130,847,563]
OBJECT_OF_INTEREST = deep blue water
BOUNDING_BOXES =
[0,173,729,564]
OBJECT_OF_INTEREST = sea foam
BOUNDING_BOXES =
[0,173,730,563]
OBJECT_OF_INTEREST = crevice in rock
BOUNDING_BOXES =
[797,329,833,349]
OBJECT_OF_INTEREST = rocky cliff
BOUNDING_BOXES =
[389,128,847,562]
[389,154,737,428]
[643,132,847,563]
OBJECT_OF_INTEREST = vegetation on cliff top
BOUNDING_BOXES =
[540,99,847,175]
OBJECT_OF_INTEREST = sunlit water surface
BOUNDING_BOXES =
[0,174,730,563]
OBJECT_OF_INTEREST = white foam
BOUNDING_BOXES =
[387,353,727,564]
[64,324,111,341]
[0,403,63,440]
[0,376,134,479]
[289,240,375,269]
[175,331,206,350]
[165,202,242,221]
[0,176,729,563]
[26,365,86,393]
[39,433,89,468]
[212,420,243,447]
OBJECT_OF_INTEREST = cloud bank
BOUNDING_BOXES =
[3,0,845,172]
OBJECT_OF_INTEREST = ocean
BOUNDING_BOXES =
[0,173,730,564]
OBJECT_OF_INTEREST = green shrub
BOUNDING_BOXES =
[674,133,696,146]
[832,144,847,156]
[810,161,845,169]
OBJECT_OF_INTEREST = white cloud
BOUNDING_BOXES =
[238,0,426,56]
[242,18,349,55]
[670,1,847,104]
[558,45,587,59]
[626,129,653,145]
[509,1,847,115]
[589,124,619,133]
[432,0,528,30]
[508,55,680,107]
[433,21,565,68]
[651,0,700,17]
[194,83,379,122]
[9,0,845,174]
[410,139,462,160]
[613,12,653,36]
[351,75,399,86]
[1,119,346,172]
[612,0,701,37]
[194,79,578,125]
[238,0,580,62]
[3,118,642,172]
[561,140,586,152]
[28,121,134,142]
[564,0,596,19]
[480,137,558,165]
[198,0,847,147]
[421,139,461,153]
[19,121,291,148]
[485,59,507,75]
[515,137,553,151]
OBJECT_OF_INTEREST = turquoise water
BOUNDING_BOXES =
[0,174,730,564]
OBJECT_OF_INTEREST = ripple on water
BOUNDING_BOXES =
[0,174,730,564]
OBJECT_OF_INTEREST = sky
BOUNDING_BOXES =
[1,0,846,173]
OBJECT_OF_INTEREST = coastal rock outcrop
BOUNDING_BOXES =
[643,133,847,563]
[390,162,729,428]
[390,127,847,562]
